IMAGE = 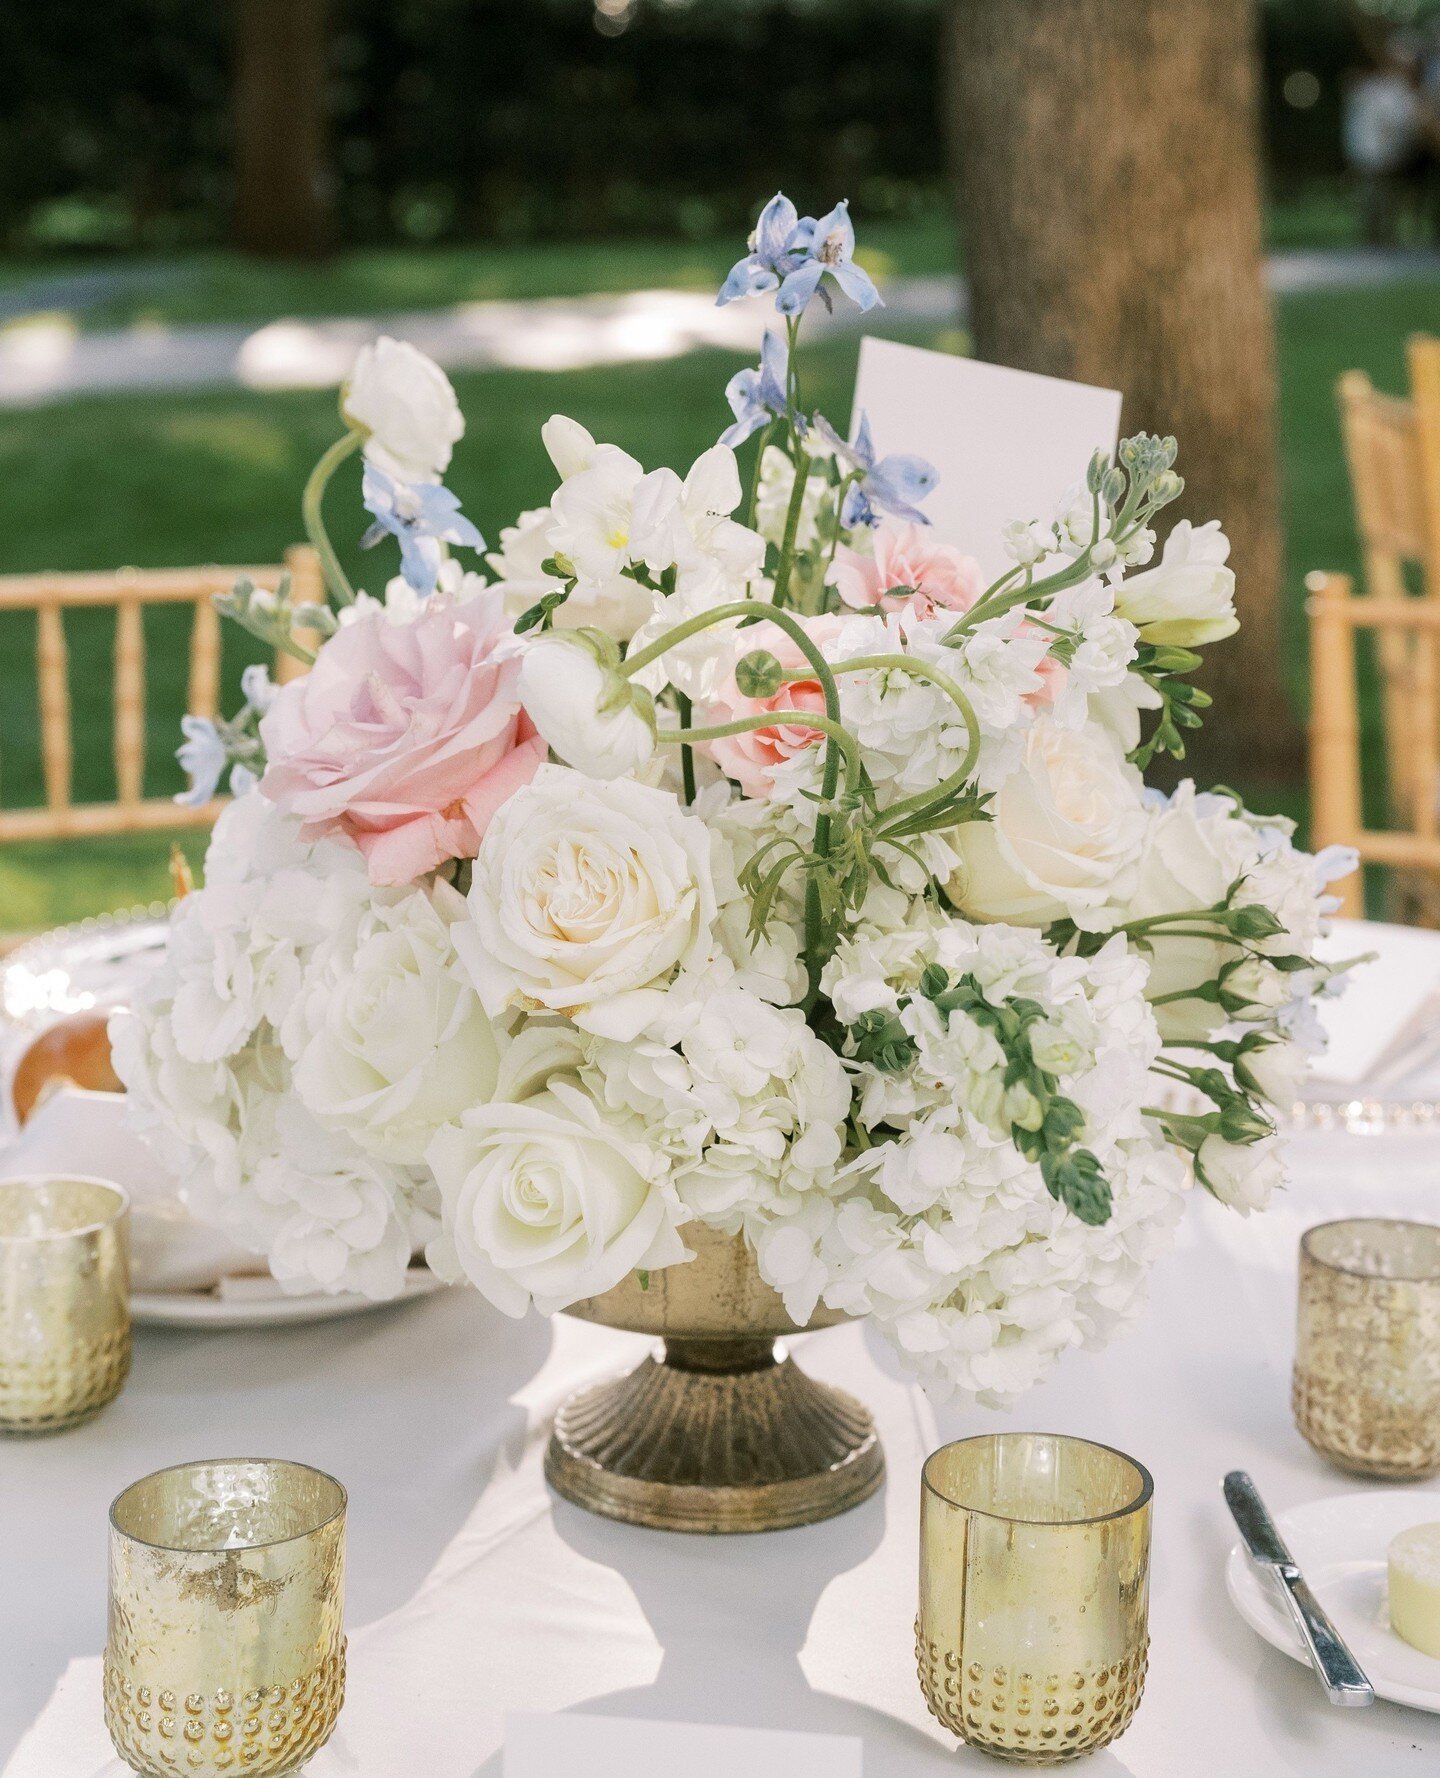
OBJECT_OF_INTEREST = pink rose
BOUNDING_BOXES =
[701,616,844,798]
[831,522,982,619]
[260,591,545,886]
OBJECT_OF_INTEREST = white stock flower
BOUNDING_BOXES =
[518,634,656,780]
[457,765,720,1041]
[289,880,502,1164]
[1196,1134,1284,1214]
[343,336,464,484]
[947,717,1145,927]
[427,1075,687,1316]
[1112,519,1237,648]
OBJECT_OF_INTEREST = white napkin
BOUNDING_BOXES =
[0,1087,260,1293]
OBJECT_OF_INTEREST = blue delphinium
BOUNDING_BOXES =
[779,202,880,316]
[174,716,228,807]
[717,193,812,308]
[720,329,793,448]
[361,464,484,593]
[814,411,939,527]
[718,194,882,318]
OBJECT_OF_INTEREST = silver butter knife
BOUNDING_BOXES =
[1223,1470,1374,1706]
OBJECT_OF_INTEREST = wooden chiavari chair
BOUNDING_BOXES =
[1309,334,1440,920]
[0,545,321,844]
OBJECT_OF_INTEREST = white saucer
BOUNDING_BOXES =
[132,1269,446,1329]
[1227,1490,1440,1712]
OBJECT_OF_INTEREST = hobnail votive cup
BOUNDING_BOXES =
[0,1173,130,1433]
[104,1458,347,1778]
[1293,1217,1440,1479]
[917,1432,1152,1764]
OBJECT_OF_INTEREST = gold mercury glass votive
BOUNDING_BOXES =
[0,1173,130,1433]
[1293,1217,1440,1479]
[105,1459,347,1778]
[917,1432,1152,1764]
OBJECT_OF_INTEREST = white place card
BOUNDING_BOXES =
[851,338,1122,585]
[504,1710,863,1778]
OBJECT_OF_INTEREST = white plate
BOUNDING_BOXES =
[1226,1490,1440,1712]
[132,1269,446,1329]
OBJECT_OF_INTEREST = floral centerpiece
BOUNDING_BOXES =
[115,195,1352,1421]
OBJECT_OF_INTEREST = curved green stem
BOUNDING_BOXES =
[622,598,850,993]
[302,428,364,606]
[788,652,982,829]
[658,710,863,802]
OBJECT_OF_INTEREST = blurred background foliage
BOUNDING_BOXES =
[0,0,1434,258]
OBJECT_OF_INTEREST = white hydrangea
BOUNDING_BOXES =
[753,916,1188,1405]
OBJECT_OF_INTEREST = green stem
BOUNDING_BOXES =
[746,420,777,531]
[789,653,982,828]
[677,691,696,805]
[657,711,862,802]
[302,428,364,606]
[622,597,849,993]
[771,445,812,608]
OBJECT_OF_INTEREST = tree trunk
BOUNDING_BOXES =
[233,0,333,259]
[945,0,1301,786]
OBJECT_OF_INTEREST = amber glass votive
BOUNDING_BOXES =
[918,1432,1152,1764]
[0,1174,130,1432]
[1294,1218,1440,1479]
[105,1459,347,1778]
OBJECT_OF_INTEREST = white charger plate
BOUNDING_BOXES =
[1226,1490,1440,1712]
[132,1269,446,1329]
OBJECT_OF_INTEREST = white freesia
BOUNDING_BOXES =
[456,765,720,1041]
[1196,1134,1284,1214]
[427,1074,687,1316]
[342,336,463,484]
[518,635,656,780]
[947,717,1145,926]
[289,880,502,1164]
[1112,519,1237,647]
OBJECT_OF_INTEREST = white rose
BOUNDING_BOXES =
[946,716,1145,926]
[343,336,464,484]
[518,635,657,781]
[1224,955,1291,1020]
[290,881,502,1163]
[1235,1038,1307,1107]
[1123,784,1258,1040]
[1196,1133,1285,1214]
[1112,519,1237,648]
[426,1076,687,1316]
[456,764,720,1041]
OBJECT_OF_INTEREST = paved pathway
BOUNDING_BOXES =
[0,249,1436,409]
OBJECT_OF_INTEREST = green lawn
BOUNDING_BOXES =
[0,185,1374,338]
[0,272,1432,932]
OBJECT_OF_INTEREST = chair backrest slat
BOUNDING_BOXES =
[35,599,72,815]
[0,546,319,843]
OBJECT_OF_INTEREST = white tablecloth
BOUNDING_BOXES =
[6,1163,1440,1777]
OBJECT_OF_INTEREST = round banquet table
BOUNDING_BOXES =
[6,928,1440,1775]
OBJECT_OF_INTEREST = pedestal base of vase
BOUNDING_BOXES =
[545,1332,884,1533]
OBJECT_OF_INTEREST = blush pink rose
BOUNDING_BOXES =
[701,616,845,798]
[831,522,983,618]
[260,590,545,886]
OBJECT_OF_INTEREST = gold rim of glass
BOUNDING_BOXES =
[1301,1217,1440,1283]
[110,1458,348,1553]
[0,1174,129,1243]
[921,1431,1154,1526]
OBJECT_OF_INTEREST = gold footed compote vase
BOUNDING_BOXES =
[545,1223,884,1533]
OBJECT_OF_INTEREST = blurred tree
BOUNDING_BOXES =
[946,0,1303,784]
[234,0,333,257]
